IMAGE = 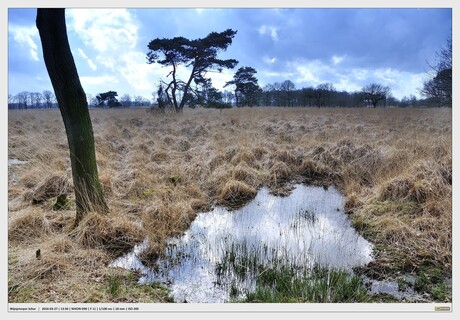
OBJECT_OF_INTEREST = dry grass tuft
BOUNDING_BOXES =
[49,236,76,254]
[344,193,363,214]
[217,180,257,208]
[190,198,211,212]
[141,201,197,256]
[71,212,144,257]
[27,175,71,204]
[29,255,70,280]
[9,209,51,243]
[71,213,112,247]
[378,177,418,202]
[299,159,332,184]
[377,217,415,244]
[99,172,114,196]
[276,149,302,166]
[231,161,258,186]
[230,149,256,165]
[378,160,450,205]
[268,161,293,185]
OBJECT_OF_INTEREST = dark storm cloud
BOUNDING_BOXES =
[228,8,451,73]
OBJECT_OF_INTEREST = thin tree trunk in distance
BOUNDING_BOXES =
[36,8,108,227]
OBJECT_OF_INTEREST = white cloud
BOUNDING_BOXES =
[332,55,345,65]
[376,70,426,99]
[263,56,277,64]
[350,68,369,81]
[68,8,140,82]
[207,69,235,91]
[293,65,322,84]
[68,9,235,98]
[258,25,279,41]
[374,68,400,83]
[369,68,425,98]
[68,9,138,53]
[9,25,39,61]
[264,59,425,99]
[80,75,119,86]
[270,29,278,41]
[260,70,296,80]
[334,77,362,93]
[68,9,157,96]
[95,56,117,70]
[258,25,266,34]
[287,59,334,85]
[77,48,88,59]
[78,48,97,71]
[118,51,165,93]
[87,60,98,71]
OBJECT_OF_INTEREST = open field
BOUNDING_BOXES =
[8,107,452,302]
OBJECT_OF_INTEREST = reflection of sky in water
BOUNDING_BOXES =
[111,184,374,303]
[8,159,28,166]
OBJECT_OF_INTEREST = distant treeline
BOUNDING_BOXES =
[8,86,443,111]
[245,82,426,108]
[7,91,151,110]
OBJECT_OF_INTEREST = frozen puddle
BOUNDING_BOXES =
[111,184,374,302]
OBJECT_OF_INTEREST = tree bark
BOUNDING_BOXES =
[170,61,180,112]
[36,9,108,227]
[178,66,197,112]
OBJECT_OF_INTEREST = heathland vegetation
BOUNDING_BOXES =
[8,107,451,302]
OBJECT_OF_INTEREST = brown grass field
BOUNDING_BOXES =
[7,107,452,302]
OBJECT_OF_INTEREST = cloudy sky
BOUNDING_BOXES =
[8,8,451,100]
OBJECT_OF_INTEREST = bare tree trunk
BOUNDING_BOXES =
[36,9,108,227]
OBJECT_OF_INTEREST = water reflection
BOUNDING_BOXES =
[8,159,27,166]
[111,184,374,302]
